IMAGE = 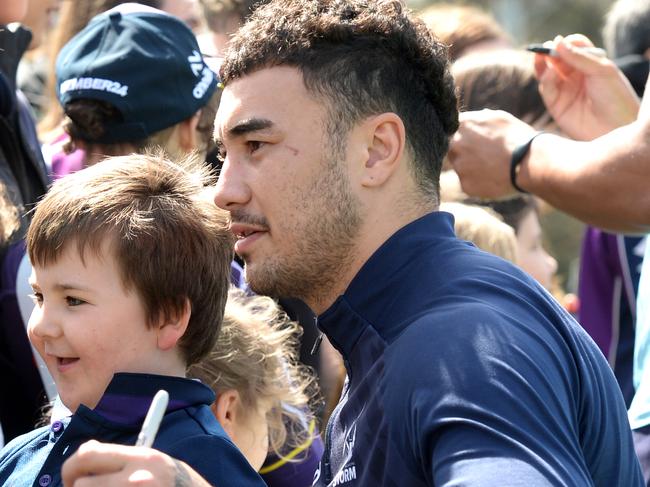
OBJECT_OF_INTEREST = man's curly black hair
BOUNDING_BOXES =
[220,0,459,202]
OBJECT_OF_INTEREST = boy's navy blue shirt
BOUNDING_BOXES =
[0,373,265,487]
[315,212,643,487]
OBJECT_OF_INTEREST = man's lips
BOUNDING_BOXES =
[230,223,268,255]
[229,222,268,239]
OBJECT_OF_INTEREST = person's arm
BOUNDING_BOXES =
[62,441,212,487]
[449,110,650,234]
[517,119,650,233]
[390,303,641,485]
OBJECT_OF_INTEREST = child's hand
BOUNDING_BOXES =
[62,440,209,487]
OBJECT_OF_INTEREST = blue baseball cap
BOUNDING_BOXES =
[56,3,218,143]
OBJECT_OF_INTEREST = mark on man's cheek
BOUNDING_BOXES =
[285,145,300,156]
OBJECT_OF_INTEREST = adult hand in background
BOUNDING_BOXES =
[62,440,210,487]
[448,109,539,199]
[534,34,640,141]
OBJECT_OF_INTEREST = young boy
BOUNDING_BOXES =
[0,152,266,486]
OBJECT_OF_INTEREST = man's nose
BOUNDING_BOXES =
[214,158,252,211]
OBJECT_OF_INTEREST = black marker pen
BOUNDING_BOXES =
[526,43,607,58]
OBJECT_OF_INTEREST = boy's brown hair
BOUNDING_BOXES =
[26,151,234,365]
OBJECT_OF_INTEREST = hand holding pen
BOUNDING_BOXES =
[530,33,639,141]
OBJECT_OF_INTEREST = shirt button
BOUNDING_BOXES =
[38,474,52,486]
[51,421,63,433]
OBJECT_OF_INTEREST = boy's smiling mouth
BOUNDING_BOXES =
[56,356,80,371]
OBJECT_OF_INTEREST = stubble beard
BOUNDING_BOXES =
[245,155,362,308]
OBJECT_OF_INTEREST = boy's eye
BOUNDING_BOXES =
[29,293,43,306]
[66,296,85,306]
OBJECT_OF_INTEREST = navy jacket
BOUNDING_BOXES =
[0,373,266,487]
[314,212,643,487]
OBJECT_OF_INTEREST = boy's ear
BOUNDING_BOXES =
[360,112,405,188]
[211,390,241,439]
[156,298,191,351]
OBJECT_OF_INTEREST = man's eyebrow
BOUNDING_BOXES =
[226,118,274,137]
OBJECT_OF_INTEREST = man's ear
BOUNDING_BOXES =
[156,298,191,351]
[360,112,406,188]
[211,390,241,440]
[177,111,201,153]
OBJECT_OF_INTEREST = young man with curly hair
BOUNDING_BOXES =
[62,1,643,485]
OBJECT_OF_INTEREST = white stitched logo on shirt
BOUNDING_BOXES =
[343,424,356,458]
[331,465,357,486]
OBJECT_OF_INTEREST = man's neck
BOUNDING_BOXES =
[306,202,435,314]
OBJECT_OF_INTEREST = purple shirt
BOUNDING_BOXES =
[578,226,644,406]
